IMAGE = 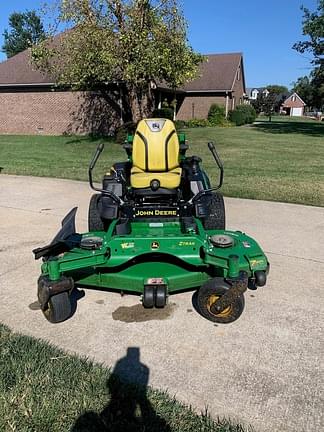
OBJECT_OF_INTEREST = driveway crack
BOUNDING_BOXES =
[0,204,87,222]
[265,251,324,264]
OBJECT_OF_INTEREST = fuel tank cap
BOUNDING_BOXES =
[210,234,234,248]
[80,236,103,250]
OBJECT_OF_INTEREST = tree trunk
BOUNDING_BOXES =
[127,82,155,123]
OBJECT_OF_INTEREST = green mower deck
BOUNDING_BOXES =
[41,220,267,292]
[35,213,269,324]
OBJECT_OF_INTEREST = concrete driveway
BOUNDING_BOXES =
[0,174,323,432]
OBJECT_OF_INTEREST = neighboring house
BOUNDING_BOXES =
[0,50,246,135]
[246,87,270,101]
[248,88,260,100]
[247,87,290,113]
[281,92,306,117]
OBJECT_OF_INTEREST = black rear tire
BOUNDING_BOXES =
[88,194,105,231]
[43,292,72,323]
[203,192,225,230]
[197,278,244,324]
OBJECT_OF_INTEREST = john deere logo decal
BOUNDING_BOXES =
[151,241,160,250]
[134,209,177,217]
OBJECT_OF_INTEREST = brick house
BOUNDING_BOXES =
[0,50,246,135]
[281,92,306,117]
[176,53,246,120]
[0,49,121,135]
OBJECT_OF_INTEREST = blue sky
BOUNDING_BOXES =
[0,0,318,88]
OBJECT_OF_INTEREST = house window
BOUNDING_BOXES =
[237,68,240,81]
[291,95,296,102]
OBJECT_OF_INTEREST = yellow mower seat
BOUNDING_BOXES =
[130,119,182,189]
[131,166,182,189]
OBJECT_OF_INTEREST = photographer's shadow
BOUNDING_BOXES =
[71,347,170,432]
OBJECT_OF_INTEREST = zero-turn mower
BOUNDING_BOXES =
[33,118,269,324]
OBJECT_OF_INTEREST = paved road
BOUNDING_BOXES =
[0,174,323,432]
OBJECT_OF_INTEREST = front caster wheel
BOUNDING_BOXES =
[43,292,72,323]
[197,278,245,324]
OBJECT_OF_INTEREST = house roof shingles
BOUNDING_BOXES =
[0,50,243,92]
[282,92,306,108]
[183,53,242,92]
[0,49,52,86]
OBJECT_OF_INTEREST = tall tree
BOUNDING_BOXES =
[251,92,277,121]
[293,0,324,109]
[32,0,203,122]
[2,10,46,58]
[292,76,314,108]
[266,84,289,112]
[266,85,289,95]
[252,85,288,115]
[310,67,324,109]
[293,0,324,68]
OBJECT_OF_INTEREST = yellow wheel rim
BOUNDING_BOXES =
[207,294,232,317]
[44,304,50,317]
[43,300,51,318]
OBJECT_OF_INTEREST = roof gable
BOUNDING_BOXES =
[283,92,306,107]
[182,53,244,92]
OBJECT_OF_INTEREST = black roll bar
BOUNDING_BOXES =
[188,142,224,204]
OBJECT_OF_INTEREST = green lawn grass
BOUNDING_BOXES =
[0,117,323,206]
[0,324,246,432]
[186,117,324,206]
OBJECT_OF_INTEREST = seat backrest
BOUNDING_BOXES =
[132,119,179,172]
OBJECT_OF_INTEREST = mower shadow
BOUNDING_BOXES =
[70,288,86,317]
[70,347,171,432]
[252,119,324,137]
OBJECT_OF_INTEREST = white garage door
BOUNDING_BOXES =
[291,107,303,116]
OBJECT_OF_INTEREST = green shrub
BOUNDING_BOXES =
[242,104,257,123]
[229,105,257,126]
[186,118,210,128]
[229,109,245,126]
[221,119,235,127]
[152,107,174,120]
[208,103,226,125]
[115,121,136,145]
[174,120,186,130]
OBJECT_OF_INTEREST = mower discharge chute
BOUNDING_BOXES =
[33,118,269,324]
